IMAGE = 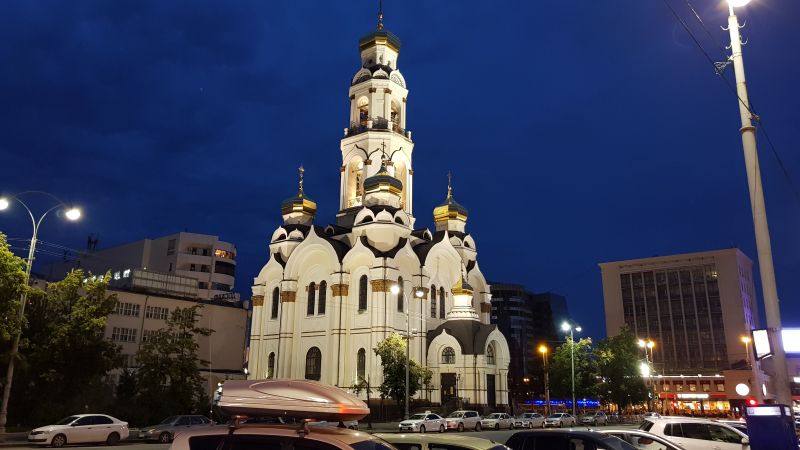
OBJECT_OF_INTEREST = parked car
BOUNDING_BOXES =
[513,413,545,429]
[139,415,213,443]
[642,412,661,419]
[544,413,577,428]
[715,419,747,434]
[28,414,129,448]
[310,420,359,430]
[639,417,749,450]
[375,432,511,450]
[444,410,482,432]
[399,413,446,433]
[601,429,683,450]
[580,412,608,426]
[506,429,637,450]
[480,413,514,430]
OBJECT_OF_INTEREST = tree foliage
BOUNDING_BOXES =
[0,232,26,344]
[595,327,650,408]
[9,270,120,426]
[549,337,597,401]
[374,333,432,406]
[115,305,213,425]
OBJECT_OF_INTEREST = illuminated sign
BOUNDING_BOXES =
[783,329,800,353]
[752,329,771,360]
[735,383,750,396]
[677,393,709,400]
[751,328,800,359]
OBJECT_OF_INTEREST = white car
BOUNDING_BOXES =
[580,412,608,426]
[602,429,683,450]
[444,410,482,432]
[399,413,446,433]
[513,413,545,429]
[639,417,749,450]
[544,413,577,428]
[28,414,129,448]
[480,413,514,430]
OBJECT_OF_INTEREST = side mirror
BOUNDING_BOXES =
[741,437,749,445]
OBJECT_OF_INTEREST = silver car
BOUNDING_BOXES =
[139,415,213,443]
[601,429,683,450]
[544,413,577,428]
[514,413,545,429]
[580,412,608,426]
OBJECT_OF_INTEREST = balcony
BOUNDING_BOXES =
[345,118,411,140]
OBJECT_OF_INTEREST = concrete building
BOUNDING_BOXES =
[47,232,237,301]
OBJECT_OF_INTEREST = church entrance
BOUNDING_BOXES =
[487,374,496,408]
[441,373,457,404]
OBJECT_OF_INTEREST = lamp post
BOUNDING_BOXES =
[741,336,751,369]
[0,192,82,433]
[538,345,550,416]
[561,322,581,416]
[391,281,424,420]
[725,0,791,405]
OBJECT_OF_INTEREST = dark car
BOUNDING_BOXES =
[139,415,213,443]
[506,430,637,450]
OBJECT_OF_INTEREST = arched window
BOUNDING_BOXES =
[357,97,369,127]
[439,287,446,319]
[271,287,279,319]
[358,275,368,311]
[267,352,275,379]
[318,281,327,315]
[442,347,456,364]
[357,348,366,382]
[430,285,437,318]
[397,277,404,312]
[486,344,496,365]
[307,282,316,316]
[305,347,321,381]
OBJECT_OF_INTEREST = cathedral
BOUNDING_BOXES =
[246,10,511,409]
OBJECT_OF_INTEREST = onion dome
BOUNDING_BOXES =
[359,4,401,53]
[451,273,473,298]
[433,173,468,225]
[281,166,316,223]
[364,162,403,196]
[448,270,479,321]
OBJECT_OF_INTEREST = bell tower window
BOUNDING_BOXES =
[357,96,369,128]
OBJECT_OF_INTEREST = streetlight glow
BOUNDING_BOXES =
[646,340,655,349]
[414,288,424,298]
[638,339,646,348]
[538,345,548,354]
[65,207,81,221]
[561,322,571,332]
[640,362,651,378]
[575,326,582,333]
[0,198,8,210]
[741,336,751,344]
[390,284,400,295]
[728,0,751,7]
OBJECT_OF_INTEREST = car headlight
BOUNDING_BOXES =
[30,431,44,436]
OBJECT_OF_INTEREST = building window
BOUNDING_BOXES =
[202,248,210,256]
[200,265,210,273]
[111,327,137,343]
[267,352,275,379]
[167,239,176,255]
[142,329,157,343]
[442,347,455,364]
[168,263,173,272]
[198,282,208,289]
[113,302,140,317]
[357,348,366,382]
[431,285,437,318]
[318,281,327,315]
[211,282,231,291]
[439,287,446,319]
[663,383,670,392]
[716,382,725,392]
[145,305,169,320]
[397,277,404,312]
[305,347,321,381]
[358,275,368,311]
[215,249,235,259]
[190,264,196,272]
[486,344,496,365]
[214,261,236,277]
[307,282,316,316]
[271,287,280,319]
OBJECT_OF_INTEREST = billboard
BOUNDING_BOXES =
[751,328,800,360]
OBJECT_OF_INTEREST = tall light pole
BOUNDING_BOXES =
[741,336,752,369]
[725,0,792,405]
[391,281,424,420]
[538,345,550,416]
[0,192,82,434]
[561,322,581,416]
[639,339,656,411]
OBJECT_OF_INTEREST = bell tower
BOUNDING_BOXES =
[339,5,414,217]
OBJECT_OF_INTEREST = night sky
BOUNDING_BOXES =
[1,1,799,340]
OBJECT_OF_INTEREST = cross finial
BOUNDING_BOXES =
[447,171,453,201]
[377,0,384,31]
[298,164,305,196]
[380,141,388,160]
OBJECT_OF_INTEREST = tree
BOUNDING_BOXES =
[0,233,26,346]
[595,327,650,408]
[374,333,431,406]
[129,305,213,425]
[549,337,597,402]
[9,270,121,425]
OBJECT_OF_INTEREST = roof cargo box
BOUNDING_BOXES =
[217,379,369,421]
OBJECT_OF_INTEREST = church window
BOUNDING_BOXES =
[271,287,279,319]
[442,347,455,364]
[307,282,316,316]
[267,352,275,379]
[357,348,366,382]
[318,281,327,315]
[430,285,437,318]
[305,347,321,381]
[439,287,446,319]
[358,275,368,311]
[397,277,404,312]
[486,344,496,365]
[357,97,369,127]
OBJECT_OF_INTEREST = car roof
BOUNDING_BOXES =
[510,430,614,439]
[172,424,382,447]
[375,433,500,449]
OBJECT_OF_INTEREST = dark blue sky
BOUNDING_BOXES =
[1,1,798,340]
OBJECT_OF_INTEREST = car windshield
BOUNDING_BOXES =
[446,412,464,418]
[547,414,562,419]
[55,416,79,425]
[638,420,654,432]
[408,414,427,420]
[488,414,502,419]
[160,416,179,424]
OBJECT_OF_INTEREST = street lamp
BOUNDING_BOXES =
[391,281,424,420]
[0,191,82,433]
[725,0,792,405]
[561,322,581,416]
[538,345,550,416]
[741,336,752,369]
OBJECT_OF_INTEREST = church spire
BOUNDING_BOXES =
[377,0,384,31]
[433,172,468,231]
[281,164,317,225]
[297,164,305,196]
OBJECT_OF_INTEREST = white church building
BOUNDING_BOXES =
[246,11,511,409]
